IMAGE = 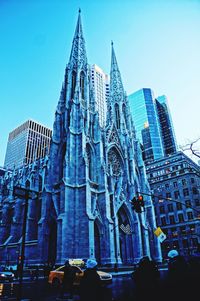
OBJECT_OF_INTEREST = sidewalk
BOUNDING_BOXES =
[110,270,133,276]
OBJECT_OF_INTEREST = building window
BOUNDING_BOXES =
[189,225,195,233]
[182,179,187,186]
[185,200,191,208]
[169,215,175,224]
[178,214,184,223]
[115,104,120,129]
[122,104,127,128]
[176,202,182,210]
[166,168,170,174]
[165,183,169,189]
[173,182,178,188]
[167,204,173,212]
[161,217,166,226]
[183,188,189,196]
[191,178,195,184]
[80,71,85,100]
[192,187,198,195]
[71,71,76,99]
[86,144,94,181]
[158,195,163,203]
[174,191,180,199]
[166,192,171,199]
[192,238,198,247]
[180,226,186,234]
[159,206,165,213]
[183,239,188,248]
[171,228,178,237]
[187,212,193,220]
[195,199,200,206]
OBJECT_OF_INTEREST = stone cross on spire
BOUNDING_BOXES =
[68,9,87,69]
[110,41,124,102]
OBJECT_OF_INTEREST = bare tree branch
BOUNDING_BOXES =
[180,137,200,159]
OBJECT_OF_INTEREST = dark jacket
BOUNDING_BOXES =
[165,255,190,300]
[63,265,76,286]
[79,268,102,301]
[132,257,160,301]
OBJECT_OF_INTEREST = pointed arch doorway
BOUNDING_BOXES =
[94,222,101,265]
[48,219,57,266]
[118,206,133,265]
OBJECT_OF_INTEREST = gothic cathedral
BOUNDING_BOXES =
[0,11,162,266]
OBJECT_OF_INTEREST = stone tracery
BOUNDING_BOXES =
[108,148,122,177]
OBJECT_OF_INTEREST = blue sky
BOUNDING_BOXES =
[0,0,200,166]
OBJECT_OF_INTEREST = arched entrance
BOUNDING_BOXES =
[94,222,101,265]
[48,219,57,265]
[118,206,133,265]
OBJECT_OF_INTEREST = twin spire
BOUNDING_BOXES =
[110,41,124,100]
[68,9,87,68]
[68,10,124,99]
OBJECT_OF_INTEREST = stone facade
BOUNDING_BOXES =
[146,151,200,259]
[0,11,162,266]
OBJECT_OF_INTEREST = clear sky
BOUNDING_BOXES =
[0,0,200,166]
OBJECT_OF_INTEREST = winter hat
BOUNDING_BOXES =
[86,259,98,269]
[168,249,179,258]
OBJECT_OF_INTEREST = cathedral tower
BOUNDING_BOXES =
[0,11,162,266]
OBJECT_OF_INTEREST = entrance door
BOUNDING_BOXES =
[118,206,133,264]
[48,219,57,265]
[94,223,101,265]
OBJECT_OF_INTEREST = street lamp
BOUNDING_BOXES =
[13,186,38,301]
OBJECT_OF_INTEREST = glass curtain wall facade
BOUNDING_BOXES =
[155,95,177,156]
[128,88,164,162]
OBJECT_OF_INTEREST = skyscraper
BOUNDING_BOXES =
[128,88,164,162]
[155,95,177,156]
[91,64,109,127]
[4,120,52,170]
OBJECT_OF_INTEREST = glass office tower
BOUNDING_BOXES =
[128,88,164,162]
[155,95,177,156]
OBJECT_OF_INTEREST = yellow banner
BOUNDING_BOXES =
[154,227,163,237]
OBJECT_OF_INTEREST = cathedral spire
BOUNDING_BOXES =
[68,9,87,69]
[110,41,124,101]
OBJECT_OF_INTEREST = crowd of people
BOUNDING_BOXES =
[55,246,200,301]
[57,258,103,301]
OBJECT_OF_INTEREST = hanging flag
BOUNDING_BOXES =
[157,232,167,243]
[154,227,167,243]
[154,227,163,237]
[120,223,132,235]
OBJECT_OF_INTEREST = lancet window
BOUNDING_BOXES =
[71,71,76,99]
[122,104,127,128]
[108,148,122,177]
[86,144,94,181]
[115,103,120,129]
[80,71,85,100]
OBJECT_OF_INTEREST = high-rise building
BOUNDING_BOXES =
[91,64,110,127]
[146,151,200,258]
[128,88,164,162]
[4,120,52,170]
[155,95,177,156]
